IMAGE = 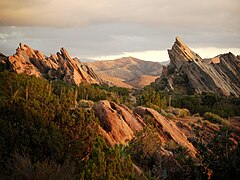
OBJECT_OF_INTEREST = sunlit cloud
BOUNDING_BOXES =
[88,50,169,62]
[0,0,239,61]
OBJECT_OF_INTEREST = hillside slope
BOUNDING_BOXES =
[86,57,163,88]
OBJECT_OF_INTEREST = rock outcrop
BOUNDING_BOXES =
[155,37,240,97]
[93,100,197,157]
[134,106,198,157]
[0,43,107,85]
[93,100,145,145]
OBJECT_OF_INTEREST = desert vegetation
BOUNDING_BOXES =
[0,71,239,179]
[0,71,134,179]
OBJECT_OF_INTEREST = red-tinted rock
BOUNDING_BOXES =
[2,43,108,86]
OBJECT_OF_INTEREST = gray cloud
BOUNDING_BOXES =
[0,0,239,59]
[0,0,239,28]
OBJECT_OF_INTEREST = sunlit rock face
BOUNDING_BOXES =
[93,100,198,158]
[1,43,107,85]
[155,37,240,97]
[93,100,145,145]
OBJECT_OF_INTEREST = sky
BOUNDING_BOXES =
[0,0,239,62]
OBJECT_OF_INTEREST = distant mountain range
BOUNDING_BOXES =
[79,58,96,62]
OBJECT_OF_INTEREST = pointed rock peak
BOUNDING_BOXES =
[168,36,202,69]
[15,43,46,60]
[17,43,37,54]
[175,36,184,45]
[60,47,66,52]
[174,36,191,51]
[18,43,29,50]
[60,47,72,60]
[19,42,24,49]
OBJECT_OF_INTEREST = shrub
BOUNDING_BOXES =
[176,121,184,128]
[203,112,228,126]
[78,99,94,108]
[164,140,179,151]
[203,120,219,131]
[166,107,190,118]
[178,108,190,117]
[160,109,175,119]
[165,113,176,119]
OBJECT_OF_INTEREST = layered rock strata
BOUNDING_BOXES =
[93,100,197,157]
[0,43,107,85]
[156,37,240,97]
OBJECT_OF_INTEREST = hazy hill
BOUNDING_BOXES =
[85,57,163,88]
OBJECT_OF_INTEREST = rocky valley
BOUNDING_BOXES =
[1,0,239,179]
[0,37,239,179]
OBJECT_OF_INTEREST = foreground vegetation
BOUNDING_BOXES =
[0,71,239,179]
[0,71,134,179]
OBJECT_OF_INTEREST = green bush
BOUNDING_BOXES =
[165,112,176,119]
[203,112,228,126]
[160,109,176,119]
[171,93,240,118]
[78,99,94,108]
[166,107,190,118]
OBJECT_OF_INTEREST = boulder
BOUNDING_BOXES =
[93,100,145,145]
[93,100,197,157]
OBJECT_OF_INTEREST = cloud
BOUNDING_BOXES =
[0,25,239,60]
[0,0,239,29]
[0,0,239,61]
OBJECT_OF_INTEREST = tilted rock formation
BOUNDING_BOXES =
[134,106,198,157]
[155,36,240,97]
[168,37,202,70]
[0,43,107,85]
[93,100,197,157]
[93,100,145,145]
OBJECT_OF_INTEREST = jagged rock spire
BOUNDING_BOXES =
[155,36,240,97]
[1,43,108,86]
[168,36,202,69]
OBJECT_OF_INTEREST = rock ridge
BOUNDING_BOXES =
[156,37,240,97]
[0,43,107,86]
